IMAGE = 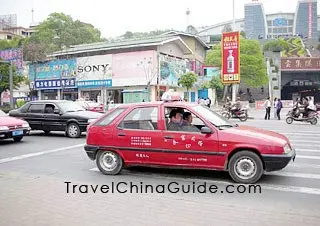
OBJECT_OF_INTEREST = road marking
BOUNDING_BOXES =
[266,172,320,179]
[296,149,320,153]
[0,144,85,164]
[89,167,320,195]
[284,133,320,136]
[296,155,320,160]
[290,140,320,144]
[291,163,320,169]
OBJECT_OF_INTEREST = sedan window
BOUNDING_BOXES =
[28,104,45,113]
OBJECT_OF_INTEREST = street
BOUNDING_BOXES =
[0,116,320,226]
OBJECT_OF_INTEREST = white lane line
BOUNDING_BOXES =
[0,144,85,164]
[89,167,320,195]
[266,172,320,179]
[297,155,320,160]
[90,167,320,179]
[296,149,320,153]
[284,133,320,136]
[289,140,320,144]
[290,163,320,169]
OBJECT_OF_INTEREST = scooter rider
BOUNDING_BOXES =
[231,97,242,114]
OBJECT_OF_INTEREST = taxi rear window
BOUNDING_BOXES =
[94,108,127,126]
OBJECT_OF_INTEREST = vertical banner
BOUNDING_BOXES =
[221,31,240,84]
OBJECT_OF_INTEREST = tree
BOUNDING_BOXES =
[0,62,25,94]
[200,76,224,105]
[263,39,289,52]
[240,31,246,38]
[120,29,171,39]
[206,37,269,96]
[28,12,103,54]
[178,72,198,101]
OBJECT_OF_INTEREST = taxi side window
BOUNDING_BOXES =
[96,108,126,126]
[119,107,158,130]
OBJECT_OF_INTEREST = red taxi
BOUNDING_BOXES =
[0,109,31,142]
[84,93,296,184]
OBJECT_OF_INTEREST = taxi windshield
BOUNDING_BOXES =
[191,105,235,128]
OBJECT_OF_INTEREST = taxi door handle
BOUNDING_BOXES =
[118,132,126,137]
[164,135,173,139]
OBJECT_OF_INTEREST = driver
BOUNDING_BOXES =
[167,108,182,131]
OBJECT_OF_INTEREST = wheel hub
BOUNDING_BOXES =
[235,158,256,179]
[100,152,118,171]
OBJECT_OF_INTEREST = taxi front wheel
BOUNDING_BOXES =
[228,151,264,184]
[96,150,123,175]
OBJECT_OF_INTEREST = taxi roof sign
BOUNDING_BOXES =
[161,89,183,102]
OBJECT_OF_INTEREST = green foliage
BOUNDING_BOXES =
[201,76,224,91]
[0,62,25,94]
[263,39,290,52]
[16,99,25,108]
[121,29,171,39]
[0,37,25,50]
[28,12,103,55]
[178,72,198,92]
[206,37,269,88]
[240,31,246,38]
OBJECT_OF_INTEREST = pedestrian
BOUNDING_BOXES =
[273,97,278,119]
[276,98,283,120]
[264,97,271,120]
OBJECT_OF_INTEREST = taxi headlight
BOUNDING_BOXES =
[0,126,9,131]
[283,144,292,154]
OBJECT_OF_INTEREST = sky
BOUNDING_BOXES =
[0,0,318,39]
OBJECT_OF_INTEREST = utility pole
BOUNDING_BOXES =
[0,60,14,108]
[231,0,237,103]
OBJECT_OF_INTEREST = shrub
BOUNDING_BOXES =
[16,99,25,108]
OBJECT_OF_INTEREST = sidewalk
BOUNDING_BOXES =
[212,106,290,120]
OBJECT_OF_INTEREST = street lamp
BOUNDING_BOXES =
[0,59,13,108]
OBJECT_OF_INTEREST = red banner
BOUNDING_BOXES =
[221,31,240,84]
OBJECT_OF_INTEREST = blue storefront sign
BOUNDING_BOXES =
[76,79,112,88]
[35,78,76,89]
[29,58,77,80]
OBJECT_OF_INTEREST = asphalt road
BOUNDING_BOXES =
[0,117,320,226]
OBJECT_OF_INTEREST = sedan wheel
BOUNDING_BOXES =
[228,151,263,184]
[96,150,123,175]
[66,123,81,138]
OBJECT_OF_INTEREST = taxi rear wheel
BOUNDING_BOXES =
[228,151,263,184]
[96,150,123,175]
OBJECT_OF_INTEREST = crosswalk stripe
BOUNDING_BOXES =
[89,167,320,195]
[266,172,320,179]
[296,155,320,160]
[296,149,320,153]
[290,163,320,169]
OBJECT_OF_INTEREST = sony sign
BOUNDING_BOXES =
[77,64,110,73]
[76,55,112,80]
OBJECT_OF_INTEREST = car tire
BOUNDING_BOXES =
[13,136,23,142]
[66,123,81,138]
[43,130,51,134]
[310,117,317,125]
[228,151,264,184]
[96,150,123,175]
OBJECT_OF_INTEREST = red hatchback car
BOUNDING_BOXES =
[85,100,296,184]
[0,109,31,142]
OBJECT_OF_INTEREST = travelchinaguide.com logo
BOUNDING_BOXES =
[65,181,262,194]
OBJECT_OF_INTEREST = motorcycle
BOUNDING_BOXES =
[286,108,319,125]
[221,107,248,122]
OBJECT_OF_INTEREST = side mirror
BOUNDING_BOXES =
[54,109,60,114]
[201,126,213,134]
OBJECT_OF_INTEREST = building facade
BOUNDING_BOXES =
[197,0,319,41]
[29,34,210,104]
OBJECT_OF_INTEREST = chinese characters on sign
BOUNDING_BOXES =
[76,79,112,88]
[35,78,76,89]
[0,48,23,75]
[281,58,320,71]
[221,31,240,84]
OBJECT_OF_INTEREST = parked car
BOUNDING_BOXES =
[84,94,296,184]
[0,109,30,142]
[9,100,103,138]
[75,100,104,113]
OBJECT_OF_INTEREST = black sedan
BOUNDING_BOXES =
[8,100,104,138]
